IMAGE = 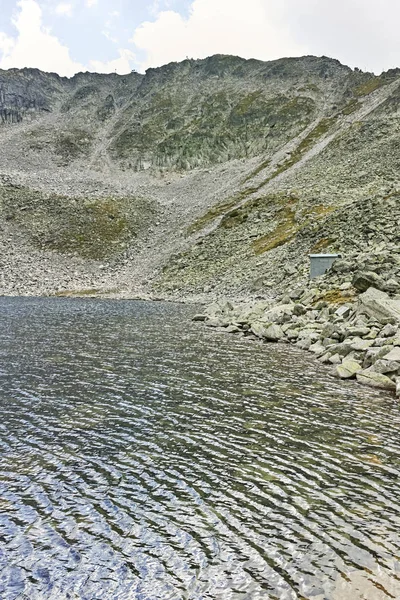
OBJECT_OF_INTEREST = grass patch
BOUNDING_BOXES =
[54,288,120,297]
[251,205,297,255]
[311,237,336,252]
[186,188,258,234]
[0,185,157,260]
[341,99,362,115]
[354,77,387,97]
[317,289,354,305]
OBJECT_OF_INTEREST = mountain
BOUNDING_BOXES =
[0,54,399,299]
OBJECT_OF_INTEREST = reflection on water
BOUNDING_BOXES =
[0,297,399,599]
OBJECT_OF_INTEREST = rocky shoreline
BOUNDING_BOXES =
[194,249,400,398]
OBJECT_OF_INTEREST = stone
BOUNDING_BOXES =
[250,322,283,341]
[293,303,307,316]
[358,287,400,324]
[318,352,332,363]
[335,305,352,318]
[344,327,371,338]
[328,341,353,357]
[335,359,362,379]
[206,318,229,328]
[350,337,375,351]
[385,279,400,293]
[225,325,240,333]
[382,347,400,362]
[352,271,385,292]
[356,368,396,391]
[261,304,294,324]
[396,378,400,398]
[371,359,400,374]
[363,345,394,368]
[381,323,398,338]
[329,353,342,365]
[192,314,207,321]
[309,342,326,355]
[339,282,352,291]
[263,324,284,341]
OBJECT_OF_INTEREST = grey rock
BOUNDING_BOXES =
[329,353,342,365]
[356,368,396,391]
[335,305,352,318]
[350,337,375,351]
[352,271,385,292]
[382,347,400,362]
[371,359,400,374]
[358,288,400,324]
[381,323,398,338]
[263,324,284,341]
[335,359,362,379]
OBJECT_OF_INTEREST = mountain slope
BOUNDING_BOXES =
[0,55,399,299]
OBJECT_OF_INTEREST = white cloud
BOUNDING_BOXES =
[86,0,98,7]
[282,0,400,74]
[102,30,118,44]
[0,0,84,76]
[132,0,306,72]
[55,3,73,17]
[89,48,135,74]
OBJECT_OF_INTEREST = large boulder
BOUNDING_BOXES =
[250,322,283,341]
[335,359,362,379]
[356,368,396,391]
[358,287,400,324]
[261,304,294,324]
[352,271,385,292]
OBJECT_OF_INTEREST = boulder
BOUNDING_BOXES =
[250,322,283,341]
[335,305,352,318]
[352,271,385,292]
[329,353,342,365]
[350,337,375,351]
[309,342,326,356]
[396,378,400,399]
[381,323,398,338]
[358,287,400,324]
[261,304,294,324]
[335,359,362,379]
[226,325,241,334]
[382,347,400,362]
[356,368,396,391]
[192,314,207,322]
[371,359,400,374]
[263,324,284,341]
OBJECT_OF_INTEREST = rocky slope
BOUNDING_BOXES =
[0,54,400,303]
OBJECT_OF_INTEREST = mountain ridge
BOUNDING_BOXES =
[0,54,399,300]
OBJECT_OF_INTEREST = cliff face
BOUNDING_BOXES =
[0,55,383,170]
[0,55,399,300]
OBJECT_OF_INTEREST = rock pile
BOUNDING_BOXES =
[195,262,400,397]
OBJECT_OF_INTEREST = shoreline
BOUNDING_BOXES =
[194,272,400,399]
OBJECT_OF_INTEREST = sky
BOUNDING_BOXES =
[0,0,399,77]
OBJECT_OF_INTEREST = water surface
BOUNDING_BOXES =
[0,298,400,599]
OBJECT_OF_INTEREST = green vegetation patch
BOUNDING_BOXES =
[354,77,386,97]
[55,129,94,164]
[0,185,157,260]
[251,207,297,255]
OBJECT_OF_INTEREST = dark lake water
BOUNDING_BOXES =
[0,298,400,600]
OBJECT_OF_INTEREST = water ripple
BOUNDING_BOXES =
[0,297,400,599]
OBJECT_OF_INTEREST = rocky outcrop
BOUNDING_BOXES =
[196,255,400,397]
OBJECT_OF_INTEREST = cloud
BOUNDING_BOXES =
[86,0,98,7]
[55,3,73,17]
[282,0,400,74]
[89,48,135,74]
[0,0,84,76]
[132,0,306,72]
